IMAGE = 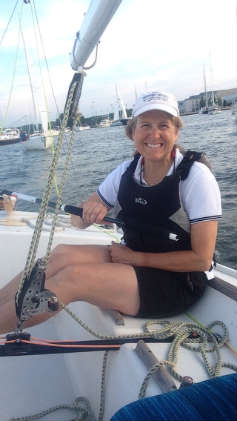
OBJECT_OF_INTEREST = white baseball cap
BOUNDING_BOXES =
[132,91,179,118]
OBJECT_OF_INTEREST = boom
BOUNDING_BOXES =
[70,0,122,70]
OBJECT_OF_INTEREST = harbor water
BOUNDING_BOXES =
[0,109,236,269]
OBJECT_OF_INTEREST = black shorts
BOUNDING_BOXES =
[133,266,207,318]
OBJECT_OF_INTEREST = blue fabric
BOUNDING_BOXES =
[111,374,236,421]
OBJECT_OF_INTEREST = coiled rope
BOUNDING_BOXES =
[9,396,95,421]
[8,318,237,421]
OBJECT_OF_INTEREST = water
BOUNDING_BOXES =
[0,110,236,269]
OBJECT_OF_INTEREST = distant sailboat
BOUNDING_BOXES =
[201,63,221,115]
[111,85,130,126]
[23,111,57,151]
[1,3,59,151]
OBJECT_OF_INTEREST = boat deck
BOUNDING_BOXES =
[0,211,236,420]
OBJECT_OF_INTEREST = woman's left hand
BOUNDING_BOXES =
[109,243,140,265]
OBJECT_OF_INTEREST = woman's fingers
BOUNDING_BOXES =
[71,194,108,227]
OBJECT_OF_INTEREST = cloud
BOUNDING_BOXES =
[1,0,236,125]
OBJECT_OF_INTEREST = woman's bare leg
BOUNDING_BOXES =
[0,272,22,306]
[46,244,111,278]
[0,260,140,334]
[0,244,110,306]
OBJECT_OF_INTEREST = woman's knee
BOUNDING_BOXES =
[46,264,79,303]
[51,243,71,257]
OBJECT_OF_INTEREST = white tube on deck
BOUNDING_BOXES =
[70,0,122,70]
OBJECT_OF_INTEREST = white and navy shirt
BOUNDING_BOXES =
[97,148,222,225]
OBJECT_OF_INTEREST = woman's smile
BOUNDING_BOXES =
[145,142,163,149]
[132,110,178,164]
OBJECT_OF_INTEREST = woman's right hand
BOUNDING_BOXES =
[71,192,109,228]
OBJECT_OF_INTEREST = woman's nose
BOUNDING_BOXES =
[150,126,161,137]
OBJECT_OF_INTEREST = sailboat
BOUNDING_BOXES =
[201,65,221,115]
[111,85,130,126]
[1,1,59,151]
[23,110,58,151]
[0,1,236,420]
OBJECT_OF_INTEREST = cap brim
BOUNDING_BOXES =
[133,103,179,118]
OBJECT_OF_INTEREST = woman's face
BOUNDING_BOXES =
[132,110,179,163]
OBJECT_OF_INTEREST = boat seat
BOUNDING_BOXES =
[110,373,237,421]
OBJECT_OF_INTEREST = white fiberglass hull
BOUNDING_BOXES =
[0,211,236,420]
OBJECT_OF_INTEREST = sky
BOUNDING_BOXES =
[0,0,236,126]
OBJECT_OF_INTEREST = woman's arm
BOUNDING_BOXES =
[109,220,218,272]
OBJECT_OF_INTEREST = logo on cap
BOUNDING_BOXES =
[143,92,168,103]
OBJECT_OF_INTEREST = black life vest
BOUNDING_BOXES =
[117,150,208,253]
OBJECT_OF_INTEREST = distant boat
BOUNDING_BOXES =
[1,9,59,152]
[111,118,130,126]
[232,98,237,120]
[201,64,221,114]
[75,125,91,131]
[98,118,111,128]
[111,84,131,125]
[0,128,27,146]
[23,112,57,151]
[207,91,221,114]
[110,120,124,126]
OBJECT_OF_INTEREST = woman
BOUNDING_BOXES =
[0,91,221,333]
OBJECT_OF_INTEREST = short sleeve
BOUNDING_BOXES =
[97,160,132,208]
[180,162,222,223]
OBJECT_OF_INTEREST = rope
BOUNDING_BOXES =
[6,316,237,421]
[44,115,83,266]
[92,224,121,242]
[15,78,80,309]
[138,320,237,399]
[98,351,109,421]
[57,306,237,401]
[138,360,175,400]
[9,396,94,421]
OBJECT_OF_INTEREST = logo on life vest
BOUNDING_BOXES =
[135,197,148,205]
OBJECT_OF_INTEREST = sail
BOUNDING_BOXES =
[40,111,49,135]
[115,85,127,119]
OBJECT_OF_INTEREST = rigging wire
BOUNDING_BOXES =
[29,0,80,197]
[27,0,60,195]
[0,10,23,133]
[20,23,39,127]
[0,0,19,47]
[31,0,61,120]
[29,0,55,133]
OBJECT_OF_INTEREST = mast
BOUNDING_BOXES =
[203,65,208,111]
[20,24,39,129]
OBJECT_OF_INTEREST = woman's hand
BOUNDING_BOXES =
[109,242,142,266]
[71,192,109,228]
